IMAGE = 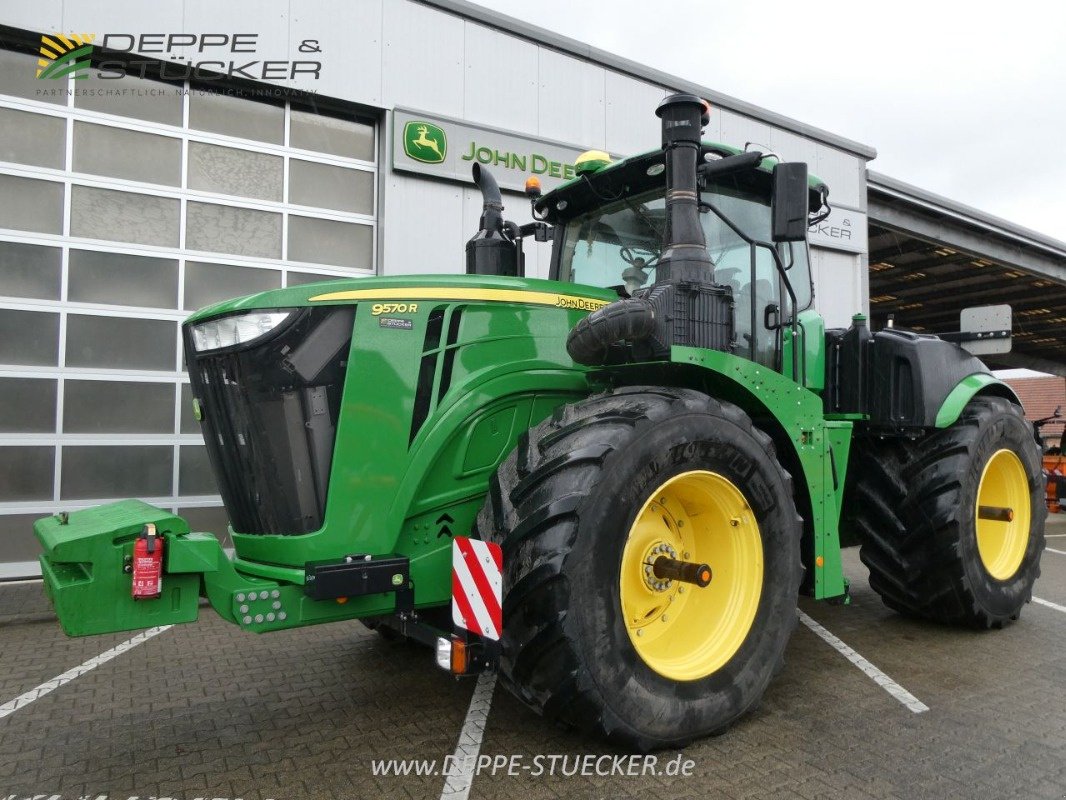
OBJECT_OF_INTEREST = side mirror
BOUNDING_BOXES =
[771,162,809,242]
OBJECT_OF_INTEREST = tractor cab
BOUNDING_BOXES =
[535,143,826,370]
[462,95,829,378]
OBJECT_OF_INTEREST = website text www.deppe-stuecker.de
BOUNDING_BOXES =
[371,753,697,778]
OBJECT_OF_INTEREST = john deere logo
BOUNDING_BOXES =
[37,33,96,80]
[403,121,447,164]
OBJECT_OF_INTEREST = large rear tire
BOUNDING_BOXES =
[843,396,1045,627]
[476,387,802,750]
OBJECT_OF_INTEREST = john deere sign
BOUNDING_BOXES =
[393,109,591,193]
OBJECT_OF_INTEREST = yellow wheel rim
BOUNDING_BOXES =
[619,470,763,681]
[975,448,1031,580]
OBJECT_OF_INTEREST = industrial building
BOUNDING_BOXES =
[0,0,1062,579]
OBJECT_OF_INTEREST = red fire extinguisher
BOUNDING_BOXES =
[131,523,164,600]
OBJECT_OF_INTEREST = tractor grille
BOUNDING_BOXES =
[184,306,356,535]
[409,305,463,445]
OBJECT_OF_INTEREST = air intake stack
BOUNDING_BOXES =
[654,94,715,283]
[566,93,735,366]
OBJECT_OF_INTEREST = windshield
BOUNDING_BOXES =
[557,185,813,311]
[555,184,813,367]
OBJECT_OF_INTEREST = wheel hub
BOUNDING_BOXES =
[975,448,1031,580]
[643,541,680,592]
[619,470,764,682]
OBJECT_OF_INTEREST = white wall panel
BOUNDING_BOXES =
[382,174,463,274]
[811,248,865,328]
[701,105,724,145]
[180,0,289,72]
[768,127,819,167]
[1,0,61,34]
[382,0,464,117]
[815,143,864,210]
[604,72,666,155]
[537,49,605,149]
[462,22,538,132]
[290,0,382,103]
[61,1,184,53]
[719,110,772,153]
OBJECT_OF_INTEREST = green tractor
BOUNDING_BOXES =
[36,94,1045,750]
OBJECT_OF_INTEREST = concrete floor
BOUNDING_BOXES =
[1,516,1065,800]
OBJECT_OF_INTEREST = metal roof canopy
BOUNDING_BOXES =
[867,171,1066,377]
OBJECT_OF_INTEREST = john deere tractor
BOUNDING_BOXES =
[36,94,1045,750]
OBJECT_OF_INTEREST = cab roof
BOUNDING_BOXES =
[534,142,827,225]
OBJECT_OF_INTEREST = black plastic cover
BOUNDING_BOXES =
[304,554,410,601]
[866,329,988,429]
[632,278,735,360]
[184,306,355,535]
[825,323,991,431]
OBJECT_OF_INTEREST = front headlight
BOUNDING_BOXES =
[190,311,294,352]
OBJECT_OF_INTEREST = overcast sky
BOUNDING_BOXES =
[486,0,1066,242]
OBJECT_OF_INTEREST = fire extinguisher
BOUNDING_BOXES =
[131,523,164,600]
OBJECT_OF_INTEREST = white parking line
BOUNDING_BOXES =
[0,625,172,720]
[798,610,929,714]
[440,672,496,800]
[1033,596,1066,614]
[1044,547,1066,556]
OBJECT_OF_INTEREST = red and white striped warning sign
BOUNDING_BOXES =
[452,536,503,641]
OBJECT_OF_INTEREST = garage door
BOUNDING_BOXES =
[0,46,378,579]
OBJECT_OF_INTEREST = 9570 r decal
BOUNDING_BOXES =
[371,302,419,315]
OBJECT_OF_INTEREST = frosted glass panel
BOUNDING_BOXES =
[0,310,59,365]
[0,49,64,103]
[0,175,63,234]
[290,108,374,160]
[0,107,65,168]
[179,446,218,495]
[289,160,373,214]
[188,90,284,143]
[0,513,51,562]
[288,216,372,268]
[0,378,56,433]
[70,186,180,247]
[74,73,183,126]
[188,142,282,201]
[186,202,281,258]
[183,261,281,310]
[287,270,345,287]
[68,249,178,308]
[74,122,181,185]
[64,380,173,433]
[0,447,54,501]
[61,445,173,500]
[65,315,176,370]
[0,242,62,300]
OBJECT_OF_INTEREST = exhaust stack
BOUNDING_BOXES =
[465,163,519,277]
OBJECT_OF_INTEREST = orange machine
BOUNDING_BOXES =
[1045,451,1065,513]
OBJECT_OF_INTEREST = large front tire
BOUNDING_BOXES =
[477,387,802,750]
[844,395,1045,627]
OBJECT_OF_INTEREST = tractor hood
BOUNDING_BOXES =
[184,274,617,324]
